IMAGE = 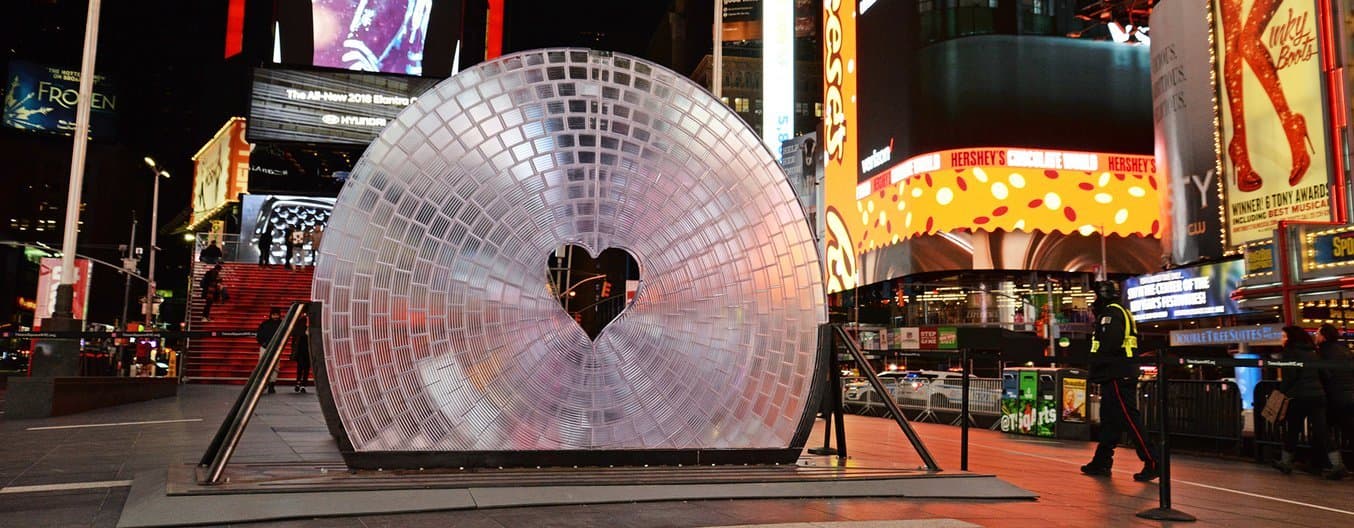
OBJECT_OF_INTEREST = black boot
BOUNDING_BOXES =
[1081,460,1112,477]
[1133,464,1159,482]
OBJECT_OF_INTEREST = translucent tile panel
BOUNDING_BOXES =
[313,49,825,452]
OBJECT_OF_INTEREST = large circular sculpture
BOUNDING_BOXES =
[313,49,825,466]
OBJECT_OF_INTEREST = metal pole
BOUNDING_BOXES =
[961,347,970,471]
[1136,350,1196,521]
[832,325,941,471]
[52,0,103,316]
[121,214,136,327]
[712,0,722,98]
[1099,226,1108,281]
[144,171,163,326]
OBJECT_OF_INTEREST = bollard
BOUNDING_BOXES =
[1136,350,1196,522]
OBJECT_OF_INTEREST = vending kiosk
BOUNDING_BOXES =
[1000,367,1089,440]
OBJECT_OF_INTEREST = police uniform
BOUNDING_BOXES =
[1084,292,1159,480]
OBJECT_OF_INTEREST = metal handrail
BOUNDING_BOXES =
[830,324,942,472]
[196,301,306,484]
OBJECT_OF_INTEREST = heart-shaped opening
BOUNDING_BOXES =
[548,245,640,340]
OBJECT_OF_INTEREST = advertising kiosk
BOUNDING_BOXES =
[1000,367,1089,440]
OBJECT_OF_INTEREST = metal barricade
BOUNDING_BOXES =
[842,377,1003,424]
[1139,380,1244,453]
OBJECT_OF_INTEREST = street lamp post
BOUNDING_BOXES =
[142,157,169,327]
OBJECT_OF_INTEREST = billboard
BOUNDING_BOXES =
[1213,0,1336,246]
[34,258,92,329]
[2,60,117,138]
[1123,259,1247,322]
[191,118,252,225]
[1152,0,1224,265]
[762,0,794,151]
[273,0,464,77]
[238,194,337,266]
[822,0,860,294]
[852,147,1160,246]
[247,67,437,145]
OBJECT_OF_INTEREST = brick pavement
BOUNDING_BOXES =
[0,385,1349,527]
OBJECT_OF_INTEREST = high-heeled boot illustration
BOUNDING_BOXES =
[1221,0,1264,192]
[1241,0,1313,186]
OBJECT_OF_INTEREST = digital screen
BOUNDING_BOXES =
[1123,259,1247,321]
[761,0,794,151]
[273,0,465,77]
[247,67,437,145]
[3,60,117,138]
[238,194,337,266]
[311,0,432,75]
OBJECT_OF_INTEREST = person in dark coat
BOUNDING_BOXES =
[1274,326,1343,477]
[257,230,274,267]
[200,264,224,322]
[291,312,311,393]
[255,308,283,394]
[1315,325,1351,479]
[200,242,223,264]
[1081,280,1158,482]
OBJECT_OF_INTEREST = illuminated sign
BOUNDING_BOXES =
[310,0,435,75]
[852,147,1161,249]
[1213,0,1336,247]
[16,297,36,311]
[34,258,92,329]
[1168,324,1284,346]
[247,67,437,145]
[191,118,251,226]
[1312,230,1354,266]
[1124,259,1247,321]
[822,0,859,294]
[762,0,794,151]
[1245,242,1275,274]
[918,326,958,350]
[2,60,117,138]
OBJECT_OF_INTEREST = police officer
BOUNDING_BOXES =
[1081,280,1159,481]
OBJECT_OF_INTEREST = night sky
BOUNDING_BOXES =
[0,0,711,326]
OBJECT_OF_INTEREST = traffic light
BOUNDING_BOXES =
[601,281,612,298]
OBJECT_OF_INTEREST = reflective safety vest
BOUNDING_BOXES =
[1090,303,1139,357]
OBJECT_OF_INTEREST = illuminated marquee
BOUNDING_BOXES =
[851,147,1162,252]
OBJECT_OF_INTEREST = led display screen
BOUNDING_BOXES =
[238,193,336,266]
[247,67,437,145]
[1123,259,1247,321]
[2,60,117,138]
[273,0,465,77]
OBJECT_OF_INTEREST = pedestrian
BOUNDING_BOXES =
[200,263,224,322]
[292,311,311,393]
[257,229,274,267]
[200,241,223,264]
[1316,325,1353,480]
[255,307,284,394]
[309,225,325,265]
[1081,280,1158,482]
[285,226,304,269]
[1294,326,1348,479]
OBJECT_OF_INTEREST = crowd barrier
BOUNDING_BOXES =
[842,377,1003,423]
[1137,380,1244,454]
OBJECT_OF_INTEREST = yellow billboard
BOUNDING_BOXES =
[822,0,859,294]
[1213,0,1335,246]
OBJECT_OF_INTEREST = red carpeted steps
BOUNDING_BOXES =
[184,262,314,384]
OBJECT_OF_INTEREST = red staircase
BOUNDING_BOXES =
[185,262,313,384]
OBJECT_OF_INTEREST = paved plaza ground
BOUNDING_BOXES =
[0,385,1349,527]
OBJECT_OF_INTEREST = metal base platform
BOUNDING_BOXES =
[118,459,1036,527]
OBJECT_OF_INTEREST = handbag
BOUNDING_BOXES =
[1261,389,1290,424]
